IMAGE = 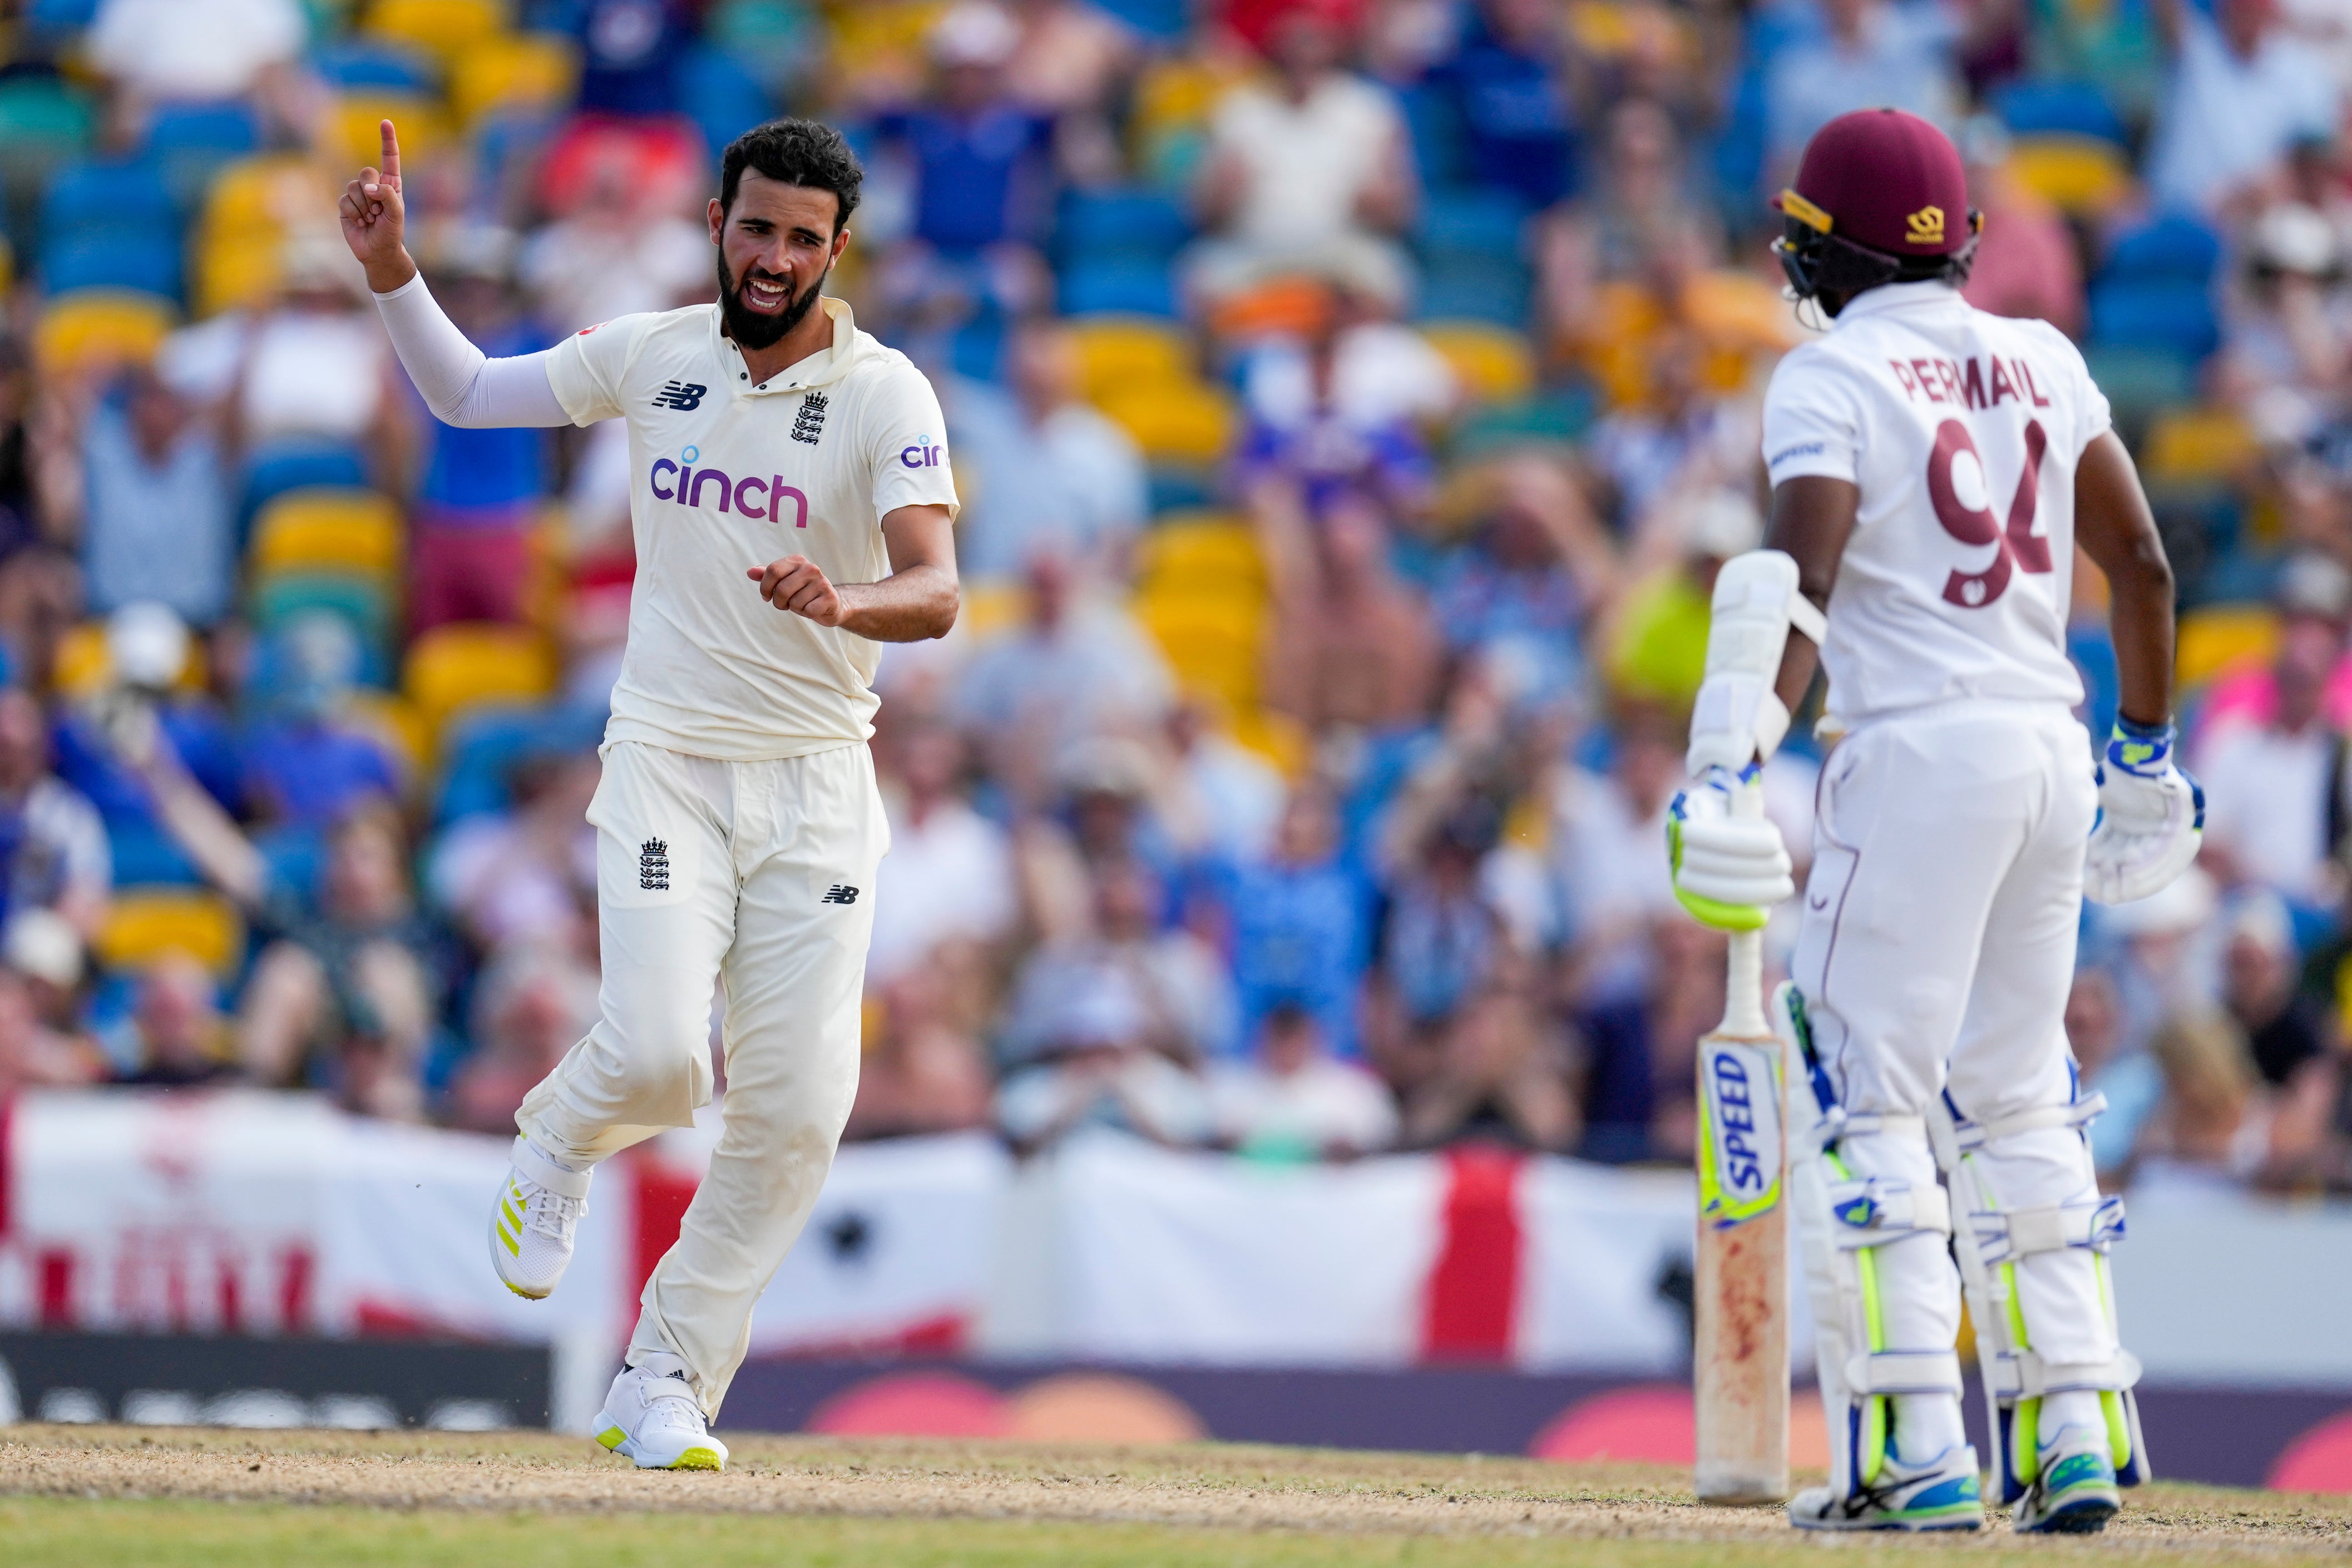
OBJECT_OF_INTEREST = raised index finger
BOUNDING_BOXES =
[379,120,401,187]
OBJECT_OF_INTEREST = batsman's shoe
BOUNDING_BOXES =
[1791,1444,1984,1532]
[488,1137,591,1300]
[595,1363,728,1472]
[2013,1426,2120,1535]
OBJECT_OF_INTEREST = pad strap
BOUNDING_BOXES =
[1983,1349,2143,1399]
[1806,1107,1928,1152]
[1828,1176,1951,1248]
[1845,1348,1966,1396]
[1950,1093,2108,1155]
[1969,1194,2125,1263]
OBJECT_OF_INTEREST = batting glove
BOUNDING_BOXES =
[2084,716,2205,906]
[1668,765,1793,932]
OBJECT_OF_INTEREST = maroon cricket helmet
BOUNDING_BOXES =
[1772,108,1982,305]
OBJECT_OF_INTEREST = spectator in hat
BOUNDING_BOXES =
[2065,963,2156,1182]
[1260,488,1442,738]
[1425,0,1581,211]
[846,963,996,1141]
[1585,328,1763,542]
[2218,202,2352,444]
[408,226,552,632]
[1001,857,1235,1065]
[2221,890,2329,1086]
[233,235,407,481]
[444,944,601,1136]
[2192,554,2352,906]
[867,720,1017,984]
[1204,780,1377,1060]
[0,908,102,1092]
[1188,1,1419,305]
[1430,452,1618,709]
[2148,0,2341,216]
[234,613,404,829]
[1210,1000,1399,1159]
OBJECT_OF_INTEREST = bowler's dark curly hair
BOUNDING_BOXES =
[719,119,864,233]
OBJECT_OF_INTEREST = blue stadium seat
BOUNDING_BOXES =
[1419,188,1529,259]
[312,41,439,93]
[952,314,1005,382]
[676,44,774,166]
[41,158,172,236]
[1991,79,2127,145]
[1060,255,1178,316]
[26,0,100,28]
[434,704,605,825]
[1056,186,1192,263]
[1397,83,1470,192]
[1416,257,1530,325]
[40,231,181,300]
[1091,0,1193,38]
[2101,213,2223,283]
[239,442,371,533]
[2087,278,2220,360]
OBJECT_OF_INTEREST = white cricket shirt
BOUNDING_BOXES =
[1760,281,2108,724]
[546,298,958,759]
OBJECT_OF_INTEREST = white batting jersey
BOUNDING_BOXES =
[546,297,958,760]
[1760,281,2109,724]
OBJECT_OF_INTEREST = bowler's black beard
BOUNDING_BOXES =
[717,251,829,350]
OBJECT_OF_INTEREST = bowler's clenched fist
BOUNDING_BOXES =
[749,556,846,627]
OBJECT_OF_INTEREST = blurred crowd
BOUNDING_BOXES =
[0,0,2345,1197]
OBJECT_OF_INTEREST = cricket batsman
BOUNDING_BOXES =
[340,118,958,1470]
[1667,109,2198,1532]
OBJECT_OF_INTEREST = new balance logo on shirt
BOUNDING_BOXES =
[640,838,671,892]
[651,382,708,411]
[790,391,828,445]
[822,884,858,905]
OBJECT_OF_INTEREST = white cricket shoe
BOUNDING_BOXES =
[1791,1443,1984,1532]
[594,1361,728,1472]
[2013,1424,2122,1534]
[488,1138,590,1300]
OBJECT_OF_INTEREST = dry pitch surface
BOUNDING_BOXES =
[3,1424,2349,1567]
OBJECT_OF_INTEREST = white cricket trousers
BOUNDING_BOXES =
[515,740,887,1416]
[1793,701,2117,1381]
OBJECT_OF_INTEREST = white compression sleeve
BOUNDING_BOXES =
[370,273,571,428]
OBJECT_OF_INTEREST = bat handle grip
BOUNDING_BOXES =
[1722,775,1769,1037]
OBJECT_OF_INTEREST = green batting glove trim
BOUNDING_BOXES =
[1674,884,1771,932]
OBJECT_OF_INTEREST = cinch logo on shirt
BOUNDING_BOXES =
[900,435,944,469]
[649,444,809,527]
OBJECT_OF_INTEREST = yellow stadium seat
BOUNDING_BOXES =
[195,234,285,318]
[2176,603,2278,690]
[52,618,205,699]
[451,31,579,123]
[1227,705,1308,779]
[2144,408,2258,485]
[1420,320,1536,407]
[403,621,557,738]
[345,690,431,775]
[958,580,1026,641]
[199,154,325,240]
[1098,381,1236,466]
[333,94,451,169]
[1135,590,1263,709]
[250,489,406,581]
[2007,136,2133,217]
[1068,316,1192,404]
[97,888,246,977]
[1137,514,1263,596]
[364,0,508,62]
[34,289,176,375]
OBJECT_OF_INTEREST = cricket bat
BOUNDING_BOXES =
[1692,780,1790,1506]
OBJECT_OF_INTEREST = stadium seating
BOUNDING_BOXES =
[331,93,451,167]
[1137,513,1264,598]
[33,289,175,375]
[239,442,373,533]
[1096,379,1236,466]
[96,887,246,977]
[2176,603,2279,689]
[403,622,559,746]
[312,39,440,93]
[1060,255,1180,318]
[1420,321,1537,407]
[1990,78,2128,144]
[143,103,260,207]
[1068,315,1192,403]
[2143,408,2259,486]
[450,32,581,125]
[362,0,507,63]
[40,231,180,301]
[250,490,406,584]
[2007,136,2133,216]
